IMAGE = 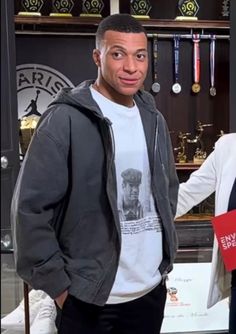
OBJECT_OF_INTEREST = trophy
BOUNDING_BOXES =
[18,0,45,16]
[19,115,40,155]
[130,0,152,19]
[175,0,199,21]
[50,0,74,17]
[221,0,230,18]
[80,0,104,17]
[19,89,41,155]
[1,228,13,251]
[217,130,225,137]
[174,132,191,163]
[187,121,213,164]
[1,229,12,251]
[167,287,178,302]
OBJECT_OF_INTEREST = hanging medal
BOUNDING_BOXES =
[151,35,161,93]
[192,34,201,93]
[172,35,181,94]
[209,35,216,96]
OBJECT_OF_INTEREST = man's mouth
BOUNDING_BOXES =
[119,77,140,85]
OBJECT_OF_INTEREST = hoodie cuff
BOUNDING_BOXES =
[31,259,71,299]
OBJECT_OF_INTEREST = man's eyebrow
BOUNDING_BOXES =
[110,45,148,53]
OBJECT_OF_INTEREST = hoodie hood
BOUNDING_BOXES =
[49,79,158,118]
[49,80,101,116]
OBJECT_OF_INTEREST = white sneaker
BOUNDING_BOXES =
[30,296,57,334]
[1,330,23,334]
[1,289,47,331]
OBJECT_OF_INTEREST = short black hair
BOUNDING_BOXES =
[96,14,147,48]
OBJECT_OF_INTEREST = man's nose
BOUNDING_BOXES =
[123,56,137,73]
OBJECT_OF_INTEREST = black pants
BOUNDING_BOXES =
[55,283,167,334]
[229,269,236,334]
[229,286,236,334]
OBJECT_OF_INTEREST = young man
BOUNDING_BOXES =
[12,14,179,333]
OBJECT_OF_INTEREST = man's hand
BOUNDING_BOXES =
[55,290,68,309]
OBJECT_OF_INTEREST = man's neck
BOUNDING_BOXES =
[93,80,134,108]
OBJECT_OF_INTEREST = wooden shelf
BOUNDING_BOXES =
[137,19,229,30]
[175,162,202,171]
[175,213,213,222]
[15,15,230,32]
[15,15,101,27]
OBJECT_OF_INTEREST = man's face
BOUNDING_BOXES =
[123,182,140,203]
[93,30,148,104]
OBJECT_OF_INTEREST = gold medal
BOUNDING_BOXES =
[192,83,200,93]
[192,35,201,94]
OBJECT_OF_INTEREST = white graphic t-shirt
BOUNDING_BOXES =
[90,87,163,303]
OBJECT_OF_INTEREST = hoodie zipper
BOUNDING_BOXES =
[103,117,121,244]
[153,117,159,167]
[93,117,121,301]
[152,116,173,276]
[104,117,116,160]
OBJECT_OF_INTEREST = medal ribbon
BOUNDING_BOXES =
[153,34,158,82]
[173,35,180,83]
[210,35,216,88]
[193,34,200,84]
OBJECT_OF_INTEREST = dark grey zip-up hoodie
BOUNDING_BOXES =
[11,80,179,306]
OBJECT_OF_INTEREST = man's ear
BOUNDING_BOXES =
[93,49,101,67]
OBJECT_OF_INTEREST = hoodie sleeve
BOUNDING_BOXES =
[166,123,179,218]
[158,114,179,219]
[11,108,71,299]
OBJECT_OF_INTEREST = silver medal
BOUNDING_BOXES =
[151,82,160,93]
[210,86,216,96]
[172,82,181,94]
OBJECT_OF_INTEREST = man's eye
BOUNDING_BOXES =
[112,52,123,59]
[137,53,146,60]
